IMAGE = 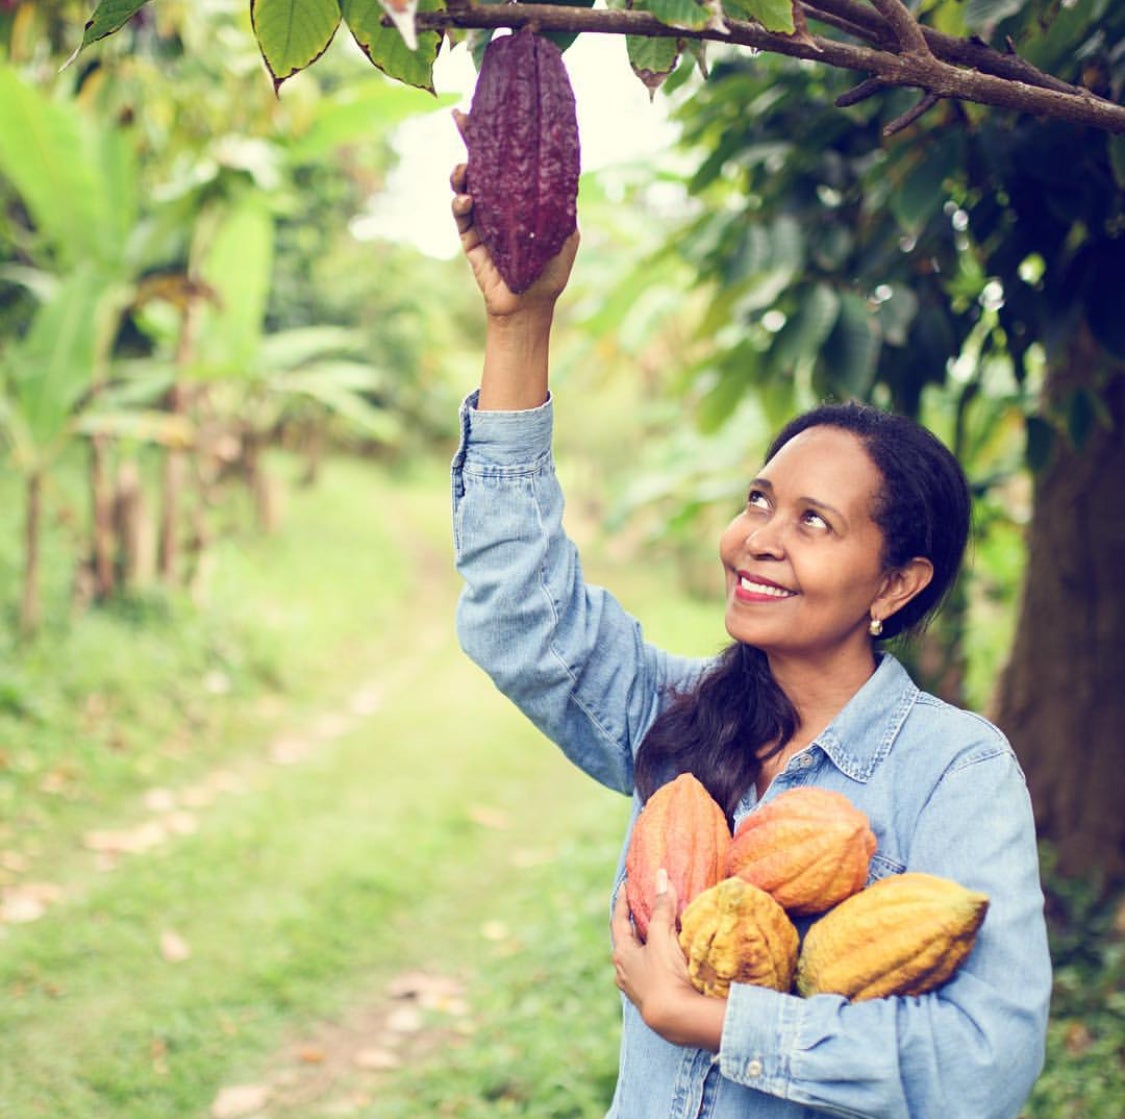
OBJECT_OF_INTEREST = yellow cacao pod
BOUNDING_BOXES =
[678,876,799,999]
[727,787,876,915]
[625,773,731,942]
[796,871,989,1002]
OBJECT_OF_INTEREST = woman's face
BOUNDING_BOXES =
[719,425,894,663]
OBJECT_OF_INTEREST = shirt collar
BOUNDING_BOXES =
[812,653,920,782]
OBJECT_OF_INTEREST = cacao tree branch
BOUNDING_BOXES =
[865,0,930,56]
[414,5,1125,135]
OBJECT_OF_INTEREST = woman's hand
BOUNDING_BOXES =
[450,148,579,320]
[611,870,726,1052]
[449,149,578,411]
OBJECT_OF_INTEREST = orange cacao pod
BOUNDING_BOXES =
[459,27,581,294]
[796,871,990,1001]
[678,876,799,998]
[727,787,877,915]
[625,773,730,941]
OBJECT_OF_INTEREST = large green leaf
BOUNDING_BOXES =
[343,0,443,93]
[192,197,275,380]
[820,291,878,398]
[251,0,342,89]
[4,267,112,454]
[768,283,840,375]
[643,0,715,31]
[286,76,444,165]
[0,65,121,268]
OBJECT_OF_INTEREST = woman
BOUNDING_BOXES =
[449,168,1051,1119]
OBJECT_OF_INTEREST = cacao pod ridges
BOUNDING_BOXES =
[460,27,581,294]
[625,773,731,942]
[727,786,877,915]
[678,876,799,999]
[795,871,990,1002]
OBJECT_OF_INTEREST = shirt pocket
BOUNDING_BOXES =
[866,851,906,885]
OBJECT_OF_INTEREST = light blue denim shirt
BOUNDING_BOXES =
[451,392,1051,1119]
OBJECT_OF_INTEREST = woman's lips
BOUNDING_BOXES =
[734,572,796,602]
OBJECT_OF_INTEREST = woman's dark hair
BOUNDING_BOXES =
[634,400,972,820]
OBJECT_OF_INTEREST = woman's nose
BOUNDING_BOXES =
[746,520,785,557]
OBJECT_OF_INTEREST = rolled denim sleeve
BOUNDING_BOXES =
[716,742,1050,1119]
[451,392,707,794]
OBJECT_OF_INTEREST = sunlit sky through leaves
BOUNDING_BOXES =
[351,34,678,259]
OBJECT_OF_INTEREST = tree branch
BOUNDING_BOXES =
[866,0,930,56]
[412,5,1125,135]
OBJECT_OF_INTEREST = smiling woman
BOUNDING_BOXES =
[447,154,1051,1119]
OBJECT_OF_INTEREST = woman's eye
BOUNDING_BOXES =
[802,510,829,530]
[747,490,770,510]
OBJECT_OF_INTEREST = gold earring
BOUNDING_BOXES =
[869,616,883,637]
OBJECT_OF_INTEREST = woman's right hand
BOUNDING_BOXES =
[450,147,579,320]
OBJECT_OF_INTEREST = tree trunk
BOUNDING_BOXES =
[90,435,116,601]
[20,470,42,639]
[994,336,1125,887]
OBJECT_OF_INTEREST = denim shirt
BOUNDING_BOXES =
[451,392,1051,1119]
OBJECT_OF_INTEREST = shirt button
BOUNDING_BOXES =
[798,753,814,769]
[747,1058,763,1078]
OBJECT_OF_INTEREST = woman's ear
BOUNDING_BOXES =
[873,557,934,622]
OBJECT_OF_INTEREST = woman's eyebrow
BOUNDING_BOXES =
[750,477,847,524]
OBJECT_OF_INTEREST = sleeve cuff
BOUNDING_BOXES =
[718,983,803,1096]
[452,389,555,471]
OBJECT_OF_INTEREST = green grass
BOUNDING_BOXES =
[0,446,1120,1119]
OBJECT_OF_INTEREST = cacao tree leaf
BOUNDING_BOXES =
[627,33,681,97]
[250,0,341,90]
[76,0,152,49]
[819,290,878,398]
[344,0,443,92]
[961,0,1026,34]
[721,0,795,34]
[888,135,962,235]
[767,282,840,375]
[643,0,716,31]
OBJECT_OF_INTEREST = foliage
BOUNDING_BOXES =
[71,0,1125,138]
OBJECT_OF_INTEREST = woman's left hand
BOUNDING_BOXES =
[611,870,725,1052]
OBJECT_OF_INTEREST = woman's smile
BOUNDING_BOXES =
[734,572,796,602]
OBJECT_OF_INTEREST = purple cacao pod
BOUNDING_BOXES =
[461,27,581,294]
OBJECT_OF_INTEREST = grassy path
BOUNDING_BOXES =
[0,452,723,1119]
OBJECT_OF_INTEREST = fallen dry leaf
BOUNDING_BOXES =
[160,930,192,963]
[0,882,63,923]
[210,1083,270,1119]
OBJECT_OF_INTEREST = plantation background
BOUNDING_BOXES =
[2,2,1123,1117]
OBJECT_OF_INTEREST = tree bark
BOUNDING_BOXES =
[994,336,1125,887]
[19,470,42,639]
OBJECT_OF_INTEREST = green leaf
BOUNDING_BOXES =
[644,0,715,31]
[343,0,443,93]
[721,0,795,34]
[78,0,152,48]
[820,291,878,398]
[192,197,275,379]
[627,34,681,96]
[287,76,445,164]
[6,267,110,450]
[524,0,597,53]
[768,283,840,374]
[250,0,342,90]
[888,137,961,235]
[0,65,124,268]
[961,0,1026,33]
